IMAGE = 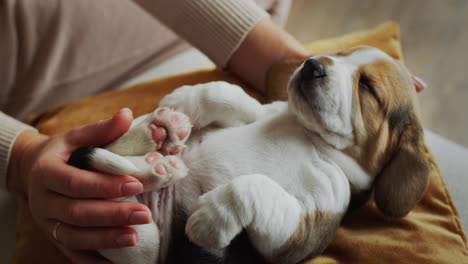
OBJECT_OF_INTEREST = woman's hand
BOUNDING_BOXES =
[228,18,310,94]
[229,20,428,97]
[8,108,152,264]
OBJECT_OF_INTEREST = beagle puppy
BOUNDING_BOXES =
[69,46,431,264]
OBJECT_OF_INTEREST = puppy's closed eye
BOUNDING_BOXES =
[359,75,381,104]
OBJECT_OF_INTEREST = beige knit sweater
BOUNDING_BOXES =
[0,0,268,190]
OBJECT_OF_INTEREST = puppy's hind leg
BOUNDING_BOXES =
[185,175,300,263]
[185,174,346,264]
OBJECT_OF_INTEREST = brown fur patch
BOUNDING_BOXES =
[335,46,368,57]
[346,58,415,175]
[317,56,334,67]
[374,120,430,217]
[271,211,343,264]
[342,51,430,217]
[388,106,412,134]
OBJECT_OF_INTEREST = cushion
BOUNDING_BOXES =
[14,22,468,263]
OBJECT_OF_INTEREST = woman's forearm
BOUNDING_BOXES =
[0,111,41,193]
[227,18,309,93]
[135,1,309,93]
[135,0,269,68]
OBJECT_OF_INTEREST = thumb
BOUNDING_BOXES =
[65,108,133,148]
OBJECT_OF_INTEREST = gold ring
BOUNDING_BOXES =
[52,221,62,241]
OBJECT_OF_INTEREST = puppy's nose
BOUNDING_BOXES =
[301,59,326,79]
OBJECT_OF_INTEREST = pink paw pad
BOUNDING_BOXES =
[176,127,189,140]
[172,113,184,123]
[145,152,163,164]
[149,124,167,147]
[169,158,181,169]
[142,155,188,190]
[154,164,167,175]
[149,107,192,154]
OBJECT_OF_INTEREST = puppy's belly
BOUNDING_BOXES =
[176,123,314,212]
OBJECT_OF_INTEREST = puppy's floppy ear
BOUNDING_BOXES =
[411,74,427,93]
[395,60,427,93]
[374,122,431,217]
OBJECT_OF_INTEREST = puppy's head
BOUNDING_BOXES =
[288,46,431,217]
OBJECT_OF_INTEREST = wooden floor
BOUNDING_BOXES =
[286,0,468,147]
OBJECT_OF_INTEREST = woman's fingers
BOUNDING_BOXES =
[43,161,143,199]
[45,220,138,250]
[44,192,152,227]
[19,108,154,261]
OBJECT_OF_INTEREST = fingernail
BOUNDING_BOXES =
[116,233,137,247]
[129,211,152,224]
[122,182,143,195]
[120,108,133,117]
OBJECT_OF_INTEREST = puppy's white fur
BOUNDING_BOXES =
[166,82,353,259]
[86,47,424,264]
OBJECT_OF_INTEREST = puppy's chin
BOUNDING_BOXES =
[288,76,353,149]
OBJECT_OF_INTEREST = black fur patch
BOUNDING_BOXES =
[347,190,372,213]
[67,146,96,170]
[166,231,268,264]
[224,232,268,264]
[166,211,268,264]
[388,107,412,134]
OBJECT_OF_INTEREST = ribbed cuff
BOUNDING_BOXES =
[0,112,38,191]
[151,0,269,68]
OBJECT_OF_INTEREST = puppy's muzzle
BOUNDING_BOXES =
[297,58,327,102]
[300,58,326,80]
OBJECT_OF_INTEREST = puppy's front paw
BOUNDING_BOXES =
[144,152,188,188]
[128,152,188,191]
[105,107,192,156]
[185,190,243,249]
[149,107,192,155]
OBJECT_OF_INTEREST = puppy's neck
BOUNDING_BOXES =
[307,132,372,193]
[265,107,372,193]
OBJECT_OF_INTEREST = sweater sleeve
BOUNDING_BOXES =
[137,0,269,68]
[0,112,38,191]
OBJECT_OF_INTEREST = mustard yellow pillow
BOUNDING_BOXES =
[14,22,468,264]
